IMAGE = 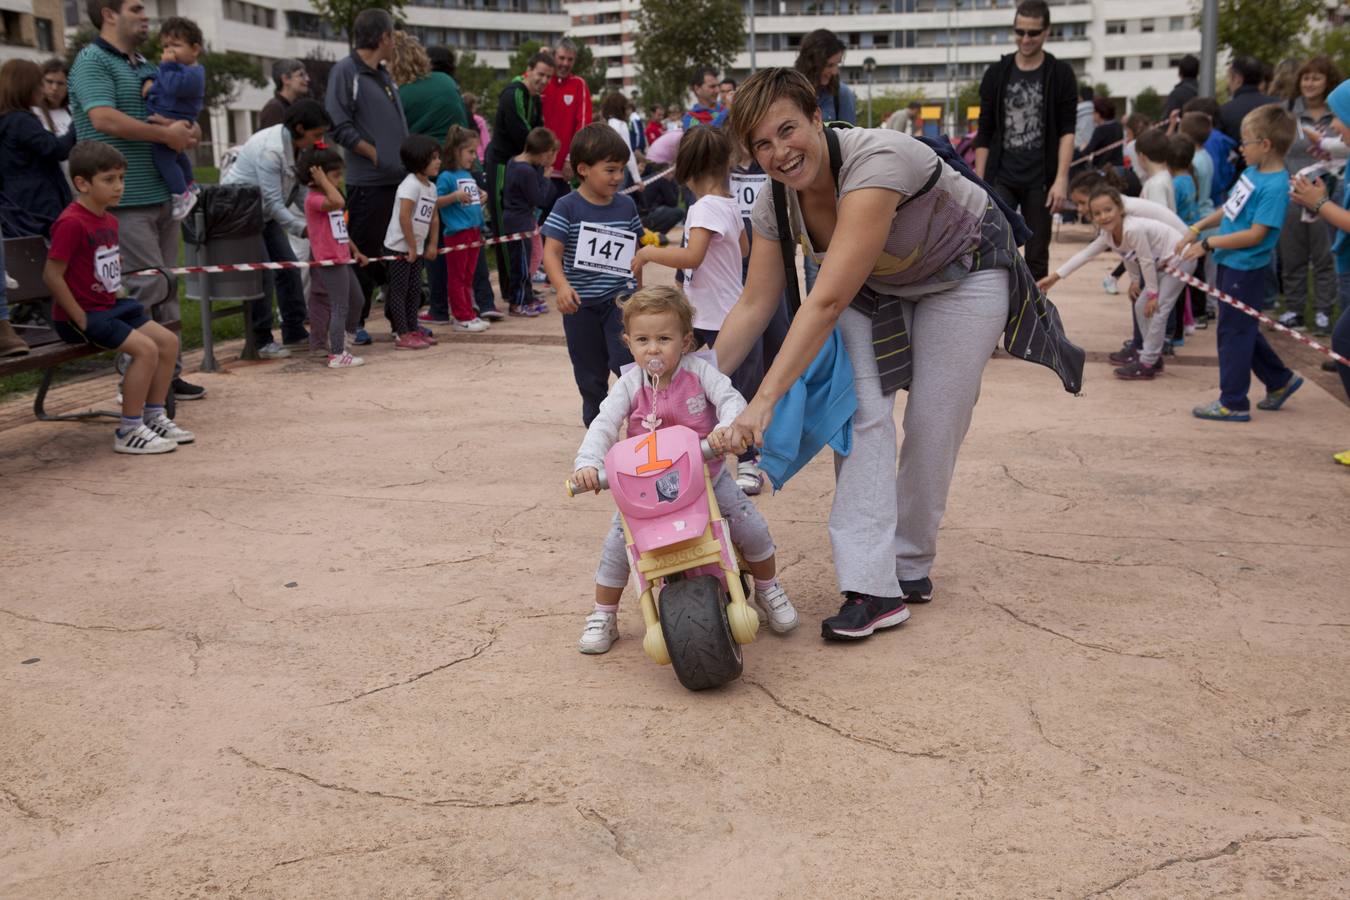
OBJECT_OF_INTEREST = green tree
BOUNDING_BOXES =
[311,0,408,50]
[456,50,505,119]
[956,81,981,124]
[633,0,745,107]
[65,27,264,113]
[1304,24,1350,77]
[1132,86,1163,121]
[1202,0,1323,66]
[574,44,606,95]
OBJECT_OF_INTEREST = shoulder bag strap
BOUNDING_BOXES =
[777,127,846,320]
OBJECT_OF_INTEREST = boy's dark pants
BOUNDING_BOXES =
[1216,264,1293,411]
[563,297,633,426]
[505,238,531,308]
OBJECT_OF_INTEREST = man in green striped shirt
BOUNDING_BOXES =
[70,0,205,398]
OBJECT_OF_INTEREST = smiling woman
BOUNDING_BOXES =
[713,67,1083,643]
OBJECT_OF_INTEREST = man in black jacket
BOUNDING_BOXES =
[973,0,1076,280]
[1218,55,1276,144]
[1163,55,1199,121]
[484,50,552,302]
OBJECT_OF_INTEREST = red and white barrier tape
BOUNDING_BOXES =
[1070,138,1127,168]
[1162,262,1348,366]
[620,166,676,195]
[142,228,540,276]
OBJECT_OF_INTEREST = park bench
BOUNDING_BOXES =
[0,235,178,421]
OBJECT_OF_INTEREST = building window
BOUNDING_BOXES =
[1169,16,1185,30]
[223,0,276,29]
[1140,57,1154,69]
[1105,57,1124,71]
[1140,19,1155,33]
[1105,20,1125,35]
[36,17,55,52]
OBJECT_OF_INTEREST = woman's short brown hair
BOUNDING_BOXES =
[599,91,628,122]
[726,67,819,156]
[619,285,694,335]
[0,59,43,115]
[1294,56,1344,103]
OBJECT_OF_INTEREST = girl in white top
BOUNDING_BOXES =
[1039,184,1195,379]
[382,135,442,350]
[630,126,765,494]
[600,92,642,186]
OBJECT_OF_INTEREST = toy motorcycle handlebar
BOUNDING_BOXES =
[566,439,717,497]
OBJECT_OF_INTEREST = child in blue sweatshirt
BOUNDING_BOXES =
[142,17,205,220]
[1178,104,1303,421]
[502,127,557,316]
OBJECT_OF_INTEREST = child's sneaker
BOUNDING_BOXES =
[509,304,540,318]
[114,423,176,455]
[452,317,490,333]
[418,310,450,324]
[736,459,763,495]
[170,189,197,221]
[144,411,194,444]
[1101,275,1119,295]
[578,610,618,654]
[1256,375,1303,410]
[1108,344,1138,365]
[480,307,505,322]
[394,332,427,351]
[1314,312,1331,332]
[328,352,365,368]
[753,582,799,633]
[1192,400,1250,422]
[530,299,550,315]
[417,326,438,345]
[353,328,373,346]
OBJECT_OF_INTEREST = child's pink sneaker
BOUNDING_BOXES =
[394,333,426,351]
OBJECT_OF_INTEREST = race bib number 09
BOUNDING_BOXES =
[1222,175,1253,221]
[414,195,436,226]
[95,244,121,295]
[456,178,481,205]
[731,172,768,218]
[574,222,636,277]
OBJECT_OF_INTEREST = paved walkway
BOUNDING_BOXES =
[2,231,1348,897]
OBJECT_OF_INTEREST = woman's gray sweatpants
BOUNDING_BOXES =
[831,268,1008,596]
[595,467,775,589]
[1278,201,1338,318]
[313,266,363,355]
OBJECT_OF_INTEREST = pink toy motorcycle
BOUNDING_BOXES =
[567,424,760,690]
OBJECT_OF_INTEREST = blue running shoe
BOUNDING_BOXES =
[1193,400,1250,422]
[353,328,372,346]
[1256,375,1303,410]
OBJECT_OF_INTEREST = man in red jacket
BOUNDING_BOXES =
[542,37,591,206]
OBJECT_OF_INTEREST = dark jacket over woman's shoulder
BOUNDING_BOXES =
[0,109,75,236]
[974,51,1077,188]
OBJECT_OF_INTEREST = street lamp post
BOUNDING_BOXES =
[749,0,757,72]
[863,56,876,126]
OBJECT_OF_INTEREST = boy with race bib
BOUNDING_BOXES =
[543,124,644,425]
[1177,104,1304,422]
[382,135,443,351]
[43,142,193,454]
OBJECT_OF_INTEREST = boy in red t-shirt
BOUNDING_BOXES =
[43,142,193,455]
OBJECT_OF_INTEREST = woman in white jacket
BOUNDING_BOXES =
[1039,184,1194,380]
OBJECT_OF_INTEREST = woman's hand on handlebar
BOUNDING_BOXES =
[728,395,775,455]
[572,467,602,494]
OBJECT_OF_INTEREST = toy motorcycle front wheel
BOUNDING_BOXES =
[659,575,743,691]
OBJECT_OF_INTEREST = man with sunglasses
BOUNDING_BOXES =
[973,0,1077,280]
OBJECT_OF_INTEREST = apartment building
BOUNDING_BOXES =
[567,0,1202,115]
[0,0,66,63]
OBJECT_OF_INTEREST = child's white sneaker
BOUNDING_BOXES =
[753,582,799,633]
[144,411,194,444]
[328,352,365,368]
[578,610,618,654]
[114,423,176,455]
[1101,275,1119,295]
[451,317,490,333]
[170,189,197,221]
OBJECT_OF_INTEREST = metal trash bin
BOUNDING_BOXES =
[182,185,267,372]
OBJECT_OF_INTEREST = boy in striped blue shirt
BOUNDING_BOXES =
[543,123,643,425]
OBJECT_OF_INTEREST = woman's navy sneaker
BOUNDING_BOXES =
[898,577,933,604]
[821,592,910,641]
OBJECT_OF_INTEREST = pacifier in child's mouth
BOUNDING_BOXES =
[644,357,666,376]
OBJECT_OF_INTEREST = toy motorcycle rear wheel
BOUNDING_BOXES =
[659,575,743,691]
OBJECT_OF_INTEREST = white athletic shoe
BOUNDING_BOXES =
[328,352,365,368]
[578,610,618,654]
[144,411,194,444]
[736,459,763,495]
[451,317,490,333]
[258,341,291,359]
[1101,275,1119,295]
[114,423,176,455]
[753,582,799,633]
[170,189,197,221]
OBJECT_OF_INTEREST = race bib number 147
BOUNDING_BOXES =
[573,222,636,277]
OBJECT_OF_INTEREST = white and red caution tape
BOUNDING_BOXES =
[620,165,676,195]
[1162,262,1348,366]
[139,228,540,276]
[1070,138,1127,168]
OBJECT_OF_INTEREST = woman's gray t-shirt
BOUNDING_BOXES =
[750,128,990,296]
